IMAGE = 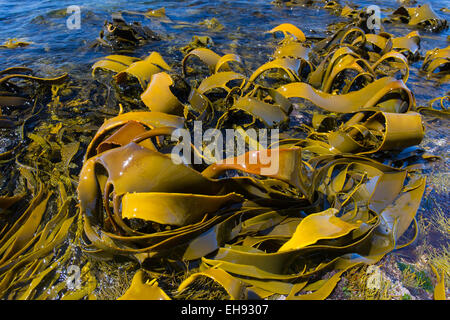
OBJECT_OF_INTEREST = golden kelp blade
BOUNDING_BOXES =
[84,111,185,160]
[0,72,68,85]
[392,31,421,58]
[140,72,184,116]
[416,96,449,115]
[177,267,246,300]
[391,3,448,31]
[421,46,449,75]
[430,264,446,300]
[182,48,221,75]
[268,23,306,42]
[278,208,362,251]
[196,71,245,95]
[276,77,414,113]
[121,192,243,226]
[145,7,166,18]
[114,52,170,89]
[406,3,443,26]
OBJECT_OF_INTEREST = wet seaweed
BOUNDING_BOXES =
[0,3,448,301]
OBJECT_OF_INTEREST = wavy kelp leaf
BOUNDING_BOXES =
[0,72,68,85]
[180,35,214,55]
[430,263,446,300]
[201,172,423,285]
[199,17,224,32]
[188,88,211,119]
[249,57,302,83]
[0,167,79,299]
[406,3,444,26]
[379,176,426,242]
[371,51,410,83]
[0,193,51,265]
[352,33,393,55]
[277,77,414,113]
[416,96,449,115]
[140,72,184,116]
[392,31,421,59]
[288,257,362,300]
[121,192,243,226]
[0,193,25,211]
[12,214,77,300]
[96,120,153,155]
[182,50,242,76]
[0,95,28,107]
[0,184,45,254]
[407,4,438,25]
[80,125,312,260]
[325,111,424,154]
[115,52,171,89]
[215,54,243,74]
[196,71,246,95]
[95,14,160,50]
[340,5,358,19]
[310,46,409,93]
[391,3,448,31]
[224,96,288,127]
[202,147,307,195]
[421,46,449,75]
[118,270,171,300]
[268,23,306,43]
[182,48,222,76]
[0,38,31,49]
[308,46,367,89]
[177,267,246,300]
[84,111,185,160]
[278,208,362,252]
[273,42,310,61]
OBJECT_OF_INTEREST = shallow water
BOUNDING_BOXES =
[0,0,449,299]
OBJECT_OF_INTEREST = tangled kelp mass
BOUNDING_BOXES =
[0,1,449,300]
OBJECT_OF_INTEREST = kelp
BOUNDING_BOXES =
[0,170,82,299]
[389,3,448,32]
[93,13,160,51]
[199,18,224,32]
[0,67,69,161]
[421,45,449,76]
[0,13,445,301]
[76,93,428,300]
[416,96,449,116]
[430,263,446,300]
[276,76,413,113]
[119,270,171,300]
[92,51,171,89]
[307,46,410,93]
[180,35,214,55]
[306,111,425,154]
[0,38,31,49]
